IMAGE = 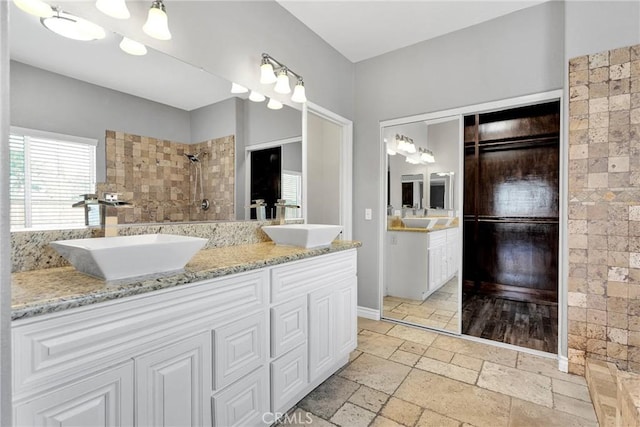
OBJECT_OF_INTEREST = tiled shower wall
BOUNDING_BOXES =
[101,131,234,223]
[568,45,640,375]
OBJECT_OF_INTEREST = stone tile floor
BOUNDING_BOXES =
[383,277,459,332]
[283,318,598,427]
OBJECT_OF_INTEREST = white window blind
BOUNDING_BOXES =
[9,127,97,231]
[282,170,302,219]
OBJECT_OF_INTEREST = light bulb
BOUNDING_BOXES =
[387,148,397,156]
[260,60,277,84]
[96,0,130,19]
[230,82,248,94]
[291,79,307,103]
[143,0,171,41]
[405,141,416,154]
[12,0,53,18]
[120,37,147,55]
[249,91,265,102]
[274,69,291,94]
[42,11,106,41]
[267,98,283,110]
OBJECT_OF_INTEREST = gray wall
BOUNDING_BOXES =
[60,1,355,121]
[283,142,302,173]
[243,100,302,147]
[190,97,239,143]
[10,61,191,182]
[354,1,566,310]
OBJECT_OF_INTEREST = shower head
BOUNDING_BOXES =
[184,152,206,163]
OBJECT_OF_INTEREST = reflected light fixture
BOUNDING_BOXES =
[249,91,266,102]
[267,98,283,110]
[12,0,53,17]
[143,0,171,40]
[120,37,147,56]
[96,0,130,19]
[419,148,435,163]
[230,82,249,94]
[41,8,106,41]
[260,53,307,103]
[396,134,416,154]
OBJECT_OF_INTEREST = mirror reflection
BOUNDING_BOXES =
[9,5,302,229]
[383,117,461,333]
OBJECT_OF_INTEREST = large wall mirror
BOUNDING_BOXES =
[382,116,462,333]
[9,4,302,229]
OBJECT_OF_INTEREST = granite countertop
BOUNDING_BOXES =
[12,241,361,321]
[387,224,459,233]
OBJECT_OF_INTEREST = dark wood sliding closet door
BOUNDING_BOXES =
[463,101,560,304]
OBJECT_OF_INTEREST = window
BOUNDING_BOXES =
[10,127,97,231]
[282,170,302,219]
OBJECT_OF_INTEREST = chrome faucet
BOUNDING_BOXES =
[274,199,300,225]
[247,199,267,221]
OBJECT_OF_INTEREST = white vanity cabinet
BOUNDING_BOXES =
[12,249,358,427]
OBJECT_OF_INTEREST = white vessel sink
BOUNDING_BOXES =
[50,234,208,282]
[262,224,343,249]
[402,217,438,229]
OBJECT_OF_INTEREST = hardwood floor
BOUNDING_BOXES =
[461,293,558,353]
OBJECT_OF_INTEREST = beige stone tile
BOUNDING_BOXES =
[330,402,376,427]
[350,350,362,362]
[403,316,447,330]
[415,357,479,385]
[298,376,360,419]
[517,353,586,385]
[386,324,438,346]
[370,416,404,427]
[357,330,405,359]
[508,398,597,427]
[389,349,421,367]
[395,369,511,427]
[399,341,428,356]
[451,353,484,371]
[424,347,454,363]
[477,361,552,407]
[553,394,598,423]
[385,311,407,321]
[415,409,460,427]
[431,335,518,367]
[380,397,423,426]
[358,317,395,334]
[393,304,436,318]
[551,378,591,402]
[348,386,389,413]
[339,353,411,395]
[279,409,336,427]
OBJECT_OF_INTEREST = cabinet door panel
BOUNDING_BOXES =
[270,343,307,412]
[214,311,266,390]
[335,278,357,359]
[212,368,269,427]
[271,296,307,358]
[135,332,211,427]
[15,362,133,427]
[308,286,334,383]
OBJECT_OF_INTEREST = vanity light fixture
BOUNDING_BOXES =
[385,138,397,156]
[143,0,171,41]
[119,37,147,56]
[249,91,266,102]
[41,8,106,41]
[230,82,249,94]
[419,148,435,163]
[267,98,283,110]
[260,53,307,103]
[96,0,130,19]
[12,0,53,18]
[395,134,416,154]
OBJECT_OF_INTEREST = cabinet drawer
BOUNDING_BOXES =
[271,250,357,302]
[271,296,307,358]
[428,230,447,248]
[270,343,307,413]
[212,367,269,427]
[214,311,266,390]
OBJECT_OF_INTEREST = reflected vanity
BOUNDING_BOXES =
[383,117,461,333]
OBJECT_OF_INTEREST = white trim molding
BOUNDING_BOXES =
[558,356,569,373]
[357,306,380,321]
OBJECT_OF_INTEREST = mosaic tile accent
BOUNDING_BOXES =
[101,130,234,223]
[568,44,640,375]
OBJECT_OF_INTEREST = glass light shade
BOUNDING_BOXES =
[119,37,147,56]
[387,148,397,156]
[405,142,416,154]
[274,71,291,94]
[143,2,171,40]
[230,82,248,94]
[13,0,53,17]
[42,12,106,41]
[249,91,265,102]
[405,157,419,164]
[96,0,130,19]
[267,98,283,110]
[260,62,277,84]
[291,81,307,103]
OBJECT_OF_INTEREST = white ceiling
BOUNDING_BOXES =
[276,0,548,62]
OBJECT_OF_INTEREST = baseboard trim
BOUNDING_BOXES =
[357,306,380,320]
[558,356,569,373]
